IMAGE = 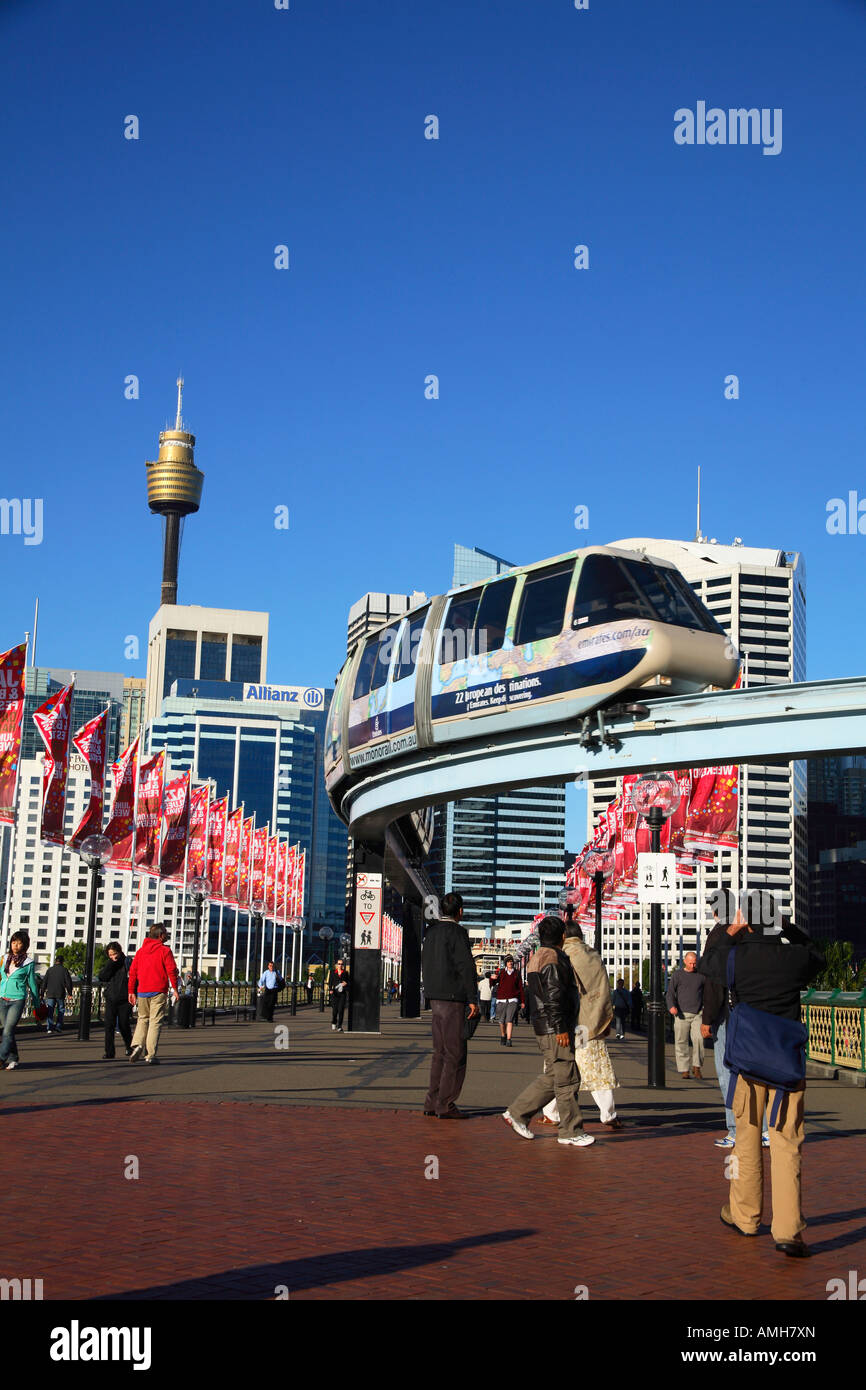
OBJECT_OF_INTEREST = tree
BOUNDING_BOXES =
[55,940,110,979]
[810,940,866,993]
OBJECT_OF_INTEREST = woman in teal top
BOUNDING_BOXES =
[0,930,42,1070]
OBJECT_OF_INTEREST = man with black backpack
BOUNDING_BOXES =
[699,889,823,1258]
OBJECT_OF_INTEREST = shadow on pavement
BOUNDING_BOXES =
[95,1228,538,1300]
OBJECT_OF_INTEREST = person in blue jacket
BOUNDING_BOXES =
[0,930,43,1070]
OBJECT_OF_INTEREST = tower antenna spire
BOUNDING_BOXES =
[695,465,702,542]
[175,375,184,431]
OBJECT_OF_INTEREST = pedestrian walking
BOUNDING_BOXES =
[329,959,350,1031]
[488,971,498,1023]
[492,955,525,1047]
[98,941,133,1059]
[702,903,823,1257]
[0,931,43,1070]
[421,892,479,1118]
[666,952,705,1078]
[698,893,768,1150]
[127,922,181,1065]
[502,916,594,1148]
[612,978,630,1039]
[42,950,73,1035]
[630,981,644,1032]
[478,972,492,1021]
[258,960,282,1022]
[306,973,314,1005]
[542,920,622,1129]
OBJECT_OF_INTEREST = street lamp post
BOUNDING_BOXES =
[584,849,614,965]
[318,927,334,1010]
[78,834,113,1042]
[289,917,305,1015]
[188,877,212,1029]
[249,899,264,1010]
[629,774,681,1089]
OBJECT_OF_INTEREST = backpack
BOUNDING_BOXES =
[723,945,807,1128]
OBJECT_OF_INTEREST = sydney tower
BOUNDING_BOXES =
[145,378,204,605]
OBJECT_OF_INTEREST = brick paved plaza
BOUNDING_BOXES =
[1,1008,863,1302]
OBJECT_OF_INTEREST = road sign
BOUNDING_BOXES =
[354,871,382,949]
[637,853,677,905]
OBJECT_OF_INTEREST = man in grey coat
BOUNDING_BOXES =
[421,892,479,1118]
[666,951,705,1078]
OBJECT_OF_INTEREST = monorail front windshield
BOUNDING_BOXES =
[572,554,724,635]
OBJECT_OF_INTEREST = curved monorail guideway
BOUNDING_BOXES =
[328,543,866,1028]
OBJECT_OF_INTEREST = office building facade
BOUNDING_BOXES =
[145,605,268,723]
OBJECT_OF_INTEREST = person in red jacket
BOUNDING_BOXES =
[127,922,180,1065]
[493,955,525,1048]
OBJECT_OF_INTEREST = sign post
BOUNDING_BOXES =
[347,851,383,1033]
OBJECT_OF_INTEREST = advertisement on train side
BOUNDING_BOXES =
[430,620,653,721]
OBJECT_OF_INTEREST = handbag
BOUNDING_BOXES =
[33,1002,49,1022]
[723,945,807,1128]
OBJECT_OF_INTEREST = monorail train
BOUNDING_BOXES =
[325,544,739,817]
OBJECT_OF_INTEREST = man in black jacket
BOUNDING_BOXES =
[421,892,479,1118]
[42,952,73,1035]
[502,917,595,1148]
[700,893,823,1257]
[98,941,133,1059]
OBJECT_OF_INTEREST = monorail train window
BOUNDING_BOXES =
[352,638,381,699]
[642,566,725,632]
[474,578,515,653]
[393,609,430,681]
[514,564,573,646]
[438,589,482,664]
[572,553,655,626]
[661,568,727,634]
[370,628,398,691]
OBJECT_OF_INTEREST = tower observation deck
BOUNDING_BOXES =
[145,377,204,605]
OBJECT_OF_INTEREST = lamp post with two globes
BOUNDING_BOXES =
[249,899,265,1010]
[78,834,113,1042]
[629,773,681,1088]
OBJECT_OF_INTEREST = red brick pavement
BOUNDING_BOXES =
[2,1100,863,1300]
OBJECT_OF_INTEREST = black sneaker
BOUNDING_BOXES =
[101,1053,115,1060]
[144,1056,160,1065]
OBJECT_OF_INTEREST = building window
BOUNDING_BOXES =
[230,634,263,684]
[200,632,228,681]
[164,630,198,697]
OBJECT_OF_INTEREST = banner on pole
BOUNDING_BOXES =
[33,682,74,847]
[159,771,190,882]
[134,751,165,876]
[223,806,244,905]
[104,735,140,870]
[206,794,229,901]
[0,643,27,825]
[186,783,210,881]
[68,706,110,851]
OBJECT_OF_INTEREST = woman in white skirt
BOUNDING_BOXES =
[542,919,622,1129]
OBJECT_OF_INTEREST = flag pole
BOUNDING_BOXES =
[2,634,29,938]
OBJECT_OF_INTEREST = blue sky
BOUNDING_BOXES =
[1,0,864,846]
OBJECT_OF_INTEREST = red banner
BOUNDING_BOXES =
[684,766,739,852]
[266,835,279,919]
[159,771,190,882]
[206,794,229,900]
[276,839,288,924]
[223,806,244,904]
[286,844,297,920]
[68,706,110,852]
[32,682,74,847]
[252,825,268,906]
[239,815,255,907]
[134,751,165,876]
[104,735,140,870]
[295,848,306,918]
[187,784,210,881]
[0,643,27,825]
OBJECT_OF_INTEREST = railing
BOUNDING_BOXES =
[25,978,329,1027]
[802,990,866,1072]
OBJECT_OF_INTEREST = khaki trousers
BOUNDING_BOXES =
[132,994,167,1058]
[673,1012,704,1072]
[729,1075,807,1242]
[509,1033,585,1138]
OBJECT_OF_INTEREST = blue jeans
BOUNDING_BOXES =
[44,996,65,1032]
[0,998,25,1063]
[715,1019,768,1139]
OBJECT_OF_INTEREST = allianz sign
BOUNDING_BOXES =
[244,684,324,708]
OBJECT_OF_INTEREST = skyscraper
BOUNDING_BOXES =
[586,537,807,960]
[347,590,427,657]
[144,604,268,723]
[429,544,566,936]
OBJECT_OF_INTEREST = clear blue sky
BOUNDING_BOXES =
[1,0,864,846]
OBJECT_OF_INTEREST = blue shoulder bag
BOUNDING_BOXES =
[723,945,807,1128]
